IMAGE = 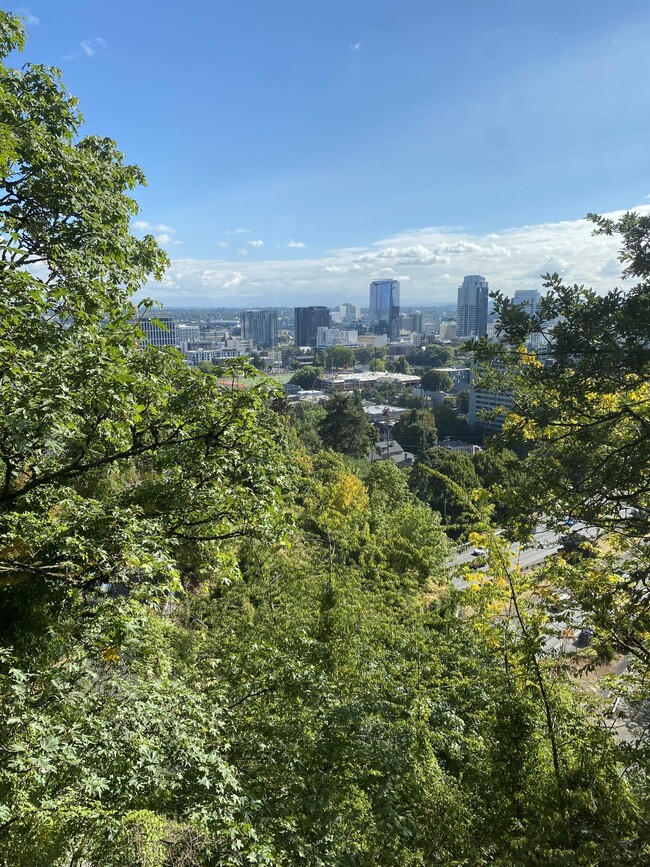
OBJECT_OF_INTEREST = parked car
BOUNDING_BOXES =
[576,628,595,647]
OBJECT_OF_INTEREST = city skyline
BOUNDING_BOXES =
[140,203,650,307]
[13,2,650,306]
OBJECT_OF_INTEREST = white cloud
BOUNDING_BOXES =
[350,42,361,51]
[226,228,252,235]
[248,239,264,247]
[217,241,229,248]
[155,234,182,246]
[137,203,650,306]
[369,267,397,279]
[134,220,181,246]
[524,257,571,278]
[134,220,177,234]
[17,8,40,26]
[198,270,245,290]
[65,37,107,61]
[287,238,306,248]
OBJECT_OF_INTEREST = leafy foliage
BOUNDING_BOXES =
[318,392,377,457]
[2,17,649,865]
[409,446,480,534]
[433,401,480,443]
[420,369,453,392]
[318,344,356,370]
[288,365,324,388]
[392,408,438,456]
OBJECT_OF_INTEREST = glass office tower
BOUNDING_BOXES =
[369,279,400,340]
[456,275,488,338]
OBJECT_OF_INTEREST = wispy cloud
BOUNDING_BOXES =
[287,238,306,248]
[156,233,183,246]
[132,219,182,246]
[350,42,362,51]
[247,239,264,248]
[134,220,177,232]
[217,241,229,248]
[138,203,650,306]
[226,228,252,235]
[64,36,108,61]
[16,7,40,26]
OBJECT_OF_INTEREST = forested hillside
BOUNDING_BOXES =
[2,11,650,865]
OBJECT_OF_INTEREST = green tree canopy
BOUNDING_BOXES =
[472,445,522,489]
[405,345,451,367]
[322,344,356,370]
[0,15,290,862]
[392,408,438,455]
[409,446,480,532]
[289,364,324,388]
[474,211,650,796]
[433,401,478,442]
[386,356,410,374]
[420,369,454,392]
[3,17,650,865]
[318,392,377,457]
[288,401,326,452]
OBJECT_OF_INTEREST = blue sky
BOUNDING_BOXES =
[11,0,650,306]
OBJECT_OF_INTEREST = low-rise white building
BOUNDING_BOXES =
[183,348,239,365]
[323,371,420,391]
[316,327,358,349]
[357,333,389,349]
[362,403,410,425]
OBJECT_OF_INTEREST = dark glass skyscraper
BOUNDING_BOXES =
[241,310,278,347]
[294,306,330,347]
[369,279,400,340]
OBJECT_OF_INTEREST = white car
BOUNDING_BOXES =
[471,547,487,557]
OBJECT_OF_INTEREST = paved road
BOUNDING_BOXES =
[450,524,565,589]
[450,523,600,656]
[450,522,599,574]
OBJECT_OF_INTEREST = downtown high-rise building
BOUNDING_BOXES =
[294,305,330,347]
[400,311,423,334]
[513,289,540,316]
[241,310,278,347]
[339,303,361,322]
[439,319,458,342]
[369,279,400,340]
[139,314,177,348]
[456,275,488,338]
